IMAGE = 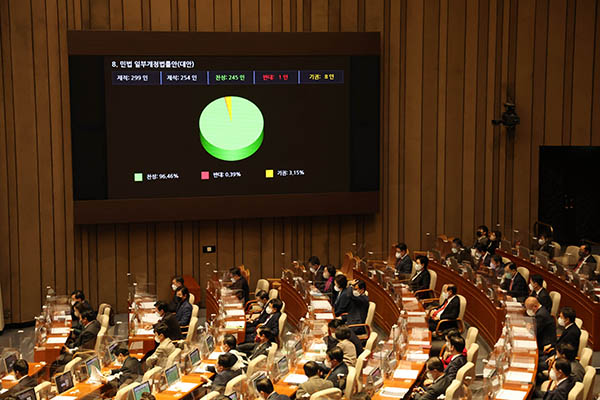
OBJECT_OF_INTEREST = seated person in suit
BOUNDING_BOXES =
[409,256,431,294]
[343,280,369,333]
[447,238,471,265]
[295,361,334,398]
[319,265,336,297]
[556,343,585,382]
[556,307,581,350]
[332,326,357,366]
[541,358,575,400]
[524,297,556,353]
[307,256,324,286]
[240,328,278,360]
[50,310,101,375]
[0,360,37,400]
[108,348,142,388]
[535,233,557,259]
[443,335,466,380]
[487,230,501,254]
[394,242,412,277]
[229,266,250,305]
[440,330,467,368]
[474,243,491,269]
[255,298,283,338]
[322,347,349,389]
[154,301,183,340]
[70,289,93,330]
[427,285,460,332]
[168,276,185,312]
[247,290,270,317]
[146,323,176,369]
[411,357,452,400]
[473,225,489,248]
[255,377,291,400]
[220,334,248,371]
[333,274,353,316]
[529,274,552,313]
[500,263,528,301]
[68,301,95,344]
[325,319,363,356]
[199,353,242,394]
[174,287,193,326]
[490,254,505,277]
[573,244,596,279]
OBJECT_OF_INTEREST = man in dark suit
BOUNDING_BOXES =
[333,275,353,316]
[525,297,556,352]
[325,319,363,356]
[256,299,283,337]
[199,353,242,394]
[109,348,142,387]
[322,347,349,389]
[447,238,472,265]
[70,290,92,325]
[530,274,552,313]
[168,276,185,312]
[344,280,369,331]
[153,301,183,340]
[500,263,528,301]
[472,225,489,248]
[543,358,575,400]
[487,230,501,255]
[556,343,585,382]
[490,254,505,277]
[409,256,431,294]
[556,307,581,350]
[255,377,291,400]
[174,287,193,326]
[229,266,250,305]
[307,255,324,284]
[70,310,101,350]
[474,243,491,269]
[412,357,453,400]
[394,242,412,277]
[536,234,557,259]
[239,328,277,360]
[427,285,460,332]
[0,360,37,400]
[444,335,467,380]
[573,244,596,279]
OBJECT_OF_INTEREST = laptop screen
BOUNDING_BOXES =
[206,335,215,353]
[86,356,101,375]
[277,356,289,376]
[189,349,201,366]
[164,365,180,387]
[15,388,36,400]
[55,370,75,394]
[107,342,119,362]
[3,354,17,373]
[132,381,151,400]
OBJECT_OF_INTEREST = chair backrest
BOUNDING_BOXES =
[94,325,108,353]
[142,366,162,382]
[224,373,246,396]
[185,317,199,343]
[114,382,138,400]
[466,343,479,364]
[267,342,278,366]
[549,291,561,317]
[457,295,467,320]
[579,347,593,368]
[455,361,475,384]
[593,255,600,274]
[191,304,199,319]
[365,302,376,328]
[582,366,596,400]
[64,356,82,373]
[167,347,182,366]
[465,327,479,350]
[564,246,580,265]
[429,269,437,290]
[199,392,221,400]
[445,379,463,400]
[281,301,286,313]
[97,304,109,321]
[354,350,371,391]
[568,382,584,400]
[98,314,110,330]
[310,388,342,400]
[256,279,269,293]
[575,318,583,329]
[578,330,589,358]
[246,355,266,378]
[343,366,357,398]
[278,313,288,344]
[269,289,279,300]
[34,381,51,397]
[517,267,530,283]
[365,332,378,352]
[551,242,561,256]
[189,292,196,305]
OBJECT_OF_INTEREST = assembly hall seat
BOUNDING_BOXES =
[549,291,561,317]
[224,373,246,396]
[568,382,584,400]
[310,388,342,400]
[115,382,138,400]
[199,392,221,400]
[582,366,596,400]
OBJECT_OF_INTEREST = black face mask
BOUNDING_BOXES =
[476,231,483,238]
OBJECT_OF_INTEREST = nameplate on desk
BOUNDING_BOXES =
[2,375,15,381]
[392,369,419,380]
[224,303,243,308]
[283,374,309,385]
[55,315,72,321]
[513,340,537,350]
[314,313,334,320]
[308,343,328,352]
[505,301,522,307]
[225,309,245,317]
[0,389,8,394]
[505,371,533,383]
[510,361,535,369]
[379,387,409,398]
[50,327,71,334]
[46,336,68,344]
[408,340,430,346]
[407,316,425,324]
[225,321,245,330]
[406,311,426,316]
[495,389,528,400]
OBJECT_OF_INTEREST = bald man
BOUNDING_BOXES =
[524,297,556,352]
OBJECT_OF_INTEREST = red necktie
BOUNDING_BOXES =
[509,277,515,291]
[575,258,585,274]
[433,299,448,319]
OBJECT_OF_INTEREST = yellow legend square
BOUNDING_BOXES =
[265,169,274,178]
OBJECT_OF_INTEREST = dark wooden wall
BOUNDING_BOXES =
[2,0,600,322]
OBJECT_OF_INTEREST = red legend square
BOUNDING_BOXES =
[201,171,210,180]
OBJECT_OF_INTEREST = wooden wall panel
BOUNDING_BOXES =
[3,0,600,321]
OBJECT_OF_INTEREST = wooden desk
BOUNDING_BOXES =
[497,249,600,350]
[34,323,71,364]
[154,375,203,400]
[1,362,47,389]
[60,381,104,399]
[205,289,246,343]
[279,279,309,328]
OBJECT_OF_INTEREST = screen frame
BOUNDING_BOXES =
[54,370,74,394]
[15,388,37,400]
[68,31,380,224]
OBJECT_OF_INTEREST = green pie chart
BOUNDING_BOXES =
[199,96,264,161]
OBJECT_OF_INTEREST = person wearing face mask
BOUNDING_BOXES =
[489,254,504,277]
[255,377,291,400]
[394,242,412,277]
[294,361,334,398]
[473,243,491,269]
[409,256,431,295]
[322,347,348,389]
[244,298,276,341]
[68,301,94,344]
[535,233,556,259]
[168,276,185,312]
[108,348,142,388]
[344,280,369,333]
[241,328,277,360]
[153,301,183,340]
[427,285,459,332]
[440,330,467,368]
[472,225,489,248]
[70,290,92,324]
[229,266,250,305]
[541,358,574,400]
[332,326,357,366]
[528,274,552,313]
[145,323,176,369]
[318,264,336,295]
[199,353,242,394]
[573,244,596,279]
[443,335,466,380]
[0,360,37,399]
[247,290,270,317]
[555,307,581,350]
[255,298,283,338]
[524,297,556,352]
[325,319,363,356]
[486,230,501,255]
[333,275,353,316]
[207,334,247,373]
[411,357,451,400]
[500,263,528,301]
[174,287,193,326]
[307,255,324,282]
[446,238,471,265]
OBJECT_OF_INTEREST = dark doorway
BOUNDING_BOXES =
[539,146,600,245]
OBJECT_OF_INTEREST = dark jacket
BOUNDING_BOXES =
[574,255,596,279]
[210,368,242,393]
[535,306,557,351]
[259,311,282,337]
[71,319,101,349]
[409,268,431,293]
[535,288,553,314]
[345,293,369,325]
[325,331,364,357]
[556,323,581,350]
[500,272,528,300]
[175,299,193,326]
[395,254,412,275]
[334,287,353,316]
[487,240,500,255]
[543,376,575,400]
[267,393,291,400]
[414,373,453,400]
[111,356,142,385]
[447,248,471,265]
[428,296,460,332]
[479,252,492,268]
[324,362,349,389]
[159,312,183,340]
[571,360,585,382]
[444,354,467,380]
[230,276,250,305]
[249,341,273,360]
[0,375,37,400]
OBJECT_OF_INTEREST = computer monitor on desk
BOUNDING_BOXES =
[250,371,267,395]
[55,370,75,394]
[275,356,289,381]
[164,364,180,387]
[15,388,36,400]
[3,353,17,374]
[132,381,151,400]
[85,356,101,375]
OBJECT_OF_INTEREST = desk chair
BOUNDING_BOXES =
[278,313,288,344]
[364,332,378,352]
[142,366,162,382]
[466,343,479,365]
[267,343,278,366]
[281,301,286,313]
[445,379,462,400]
[414,270,437,299]
[114,382,138,400]
[189,293,196,305]
[64,357,82,373]
[465,327,479,350]
[354,350,371,391]
[578,330,589,358]
[580,348,593,368]
[422,284,448,308]
[34,381,51,398]
[549,291,561,317]
[192,304,199,319]
[255,279,269,294]
[246,355,266,377]
[97,304,110,324]
[582,366,596,400]
[455,361,475,386]
[183,316,199,345]
[593,255,600,277]
[434,294,467,336]
[343,366,356,398]
[166,348,182,366]
[347,302,376,341]
[568,382,584,400]
[199,392,221,400]
[224,373,246,396]
[310,387,342,400]
[575,318,583,329]
[517,267,530,283]
[269,289,279,300]
[557,246,580,266]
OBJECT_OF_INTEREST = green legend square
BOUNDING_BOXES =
[134,173,143,182]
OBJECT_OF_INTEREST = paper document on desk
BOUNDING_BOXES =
[139,302,155,309]
[283,374,309,385]
[505,371,533,383]
[407,316,425,324]
[0,389,7,394]
[379,387,409,398]
[512,326,533,338]
[406,311,426,316]
[510,360,535,369]
[310,300,331,310]
[308,343,328,352]
[505,301,522,307]
[513,340,537,350]
[141,314,161,324]
[51,396,78,400]
[225,309,245,317]
[496,389,528,400]
[393,369,419,380]
[166,382,199,392]
[208,352,224,360]
[408,340,429,346]
[2,375,15,381]
[193,363,211,373]
[225,320,245,330]
[50,327,71,334]
[46,336,68,344]
[55,315,72,321]
[135,328,154,335]
[405,352,429,362]
[314,313,334,320]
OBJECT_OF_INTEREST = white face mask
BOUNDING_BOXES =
[323,272,330,279]
[490,262,496,269]
[538,238,545,245]
[352,290,361,297]
[154,335,161,343]
[266,306,274,314]
[528,283,534,292]
[451,247,459,254]
[171,284,177,291]
[557,317,565,327]
[549,368,558,382]
[440,292,448,301]
[334,285,341,292]
[415,264,423,271]
[526,309,536,317]
[324,359,332,369]
[426,371,434,381]
[395,251,402,259]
